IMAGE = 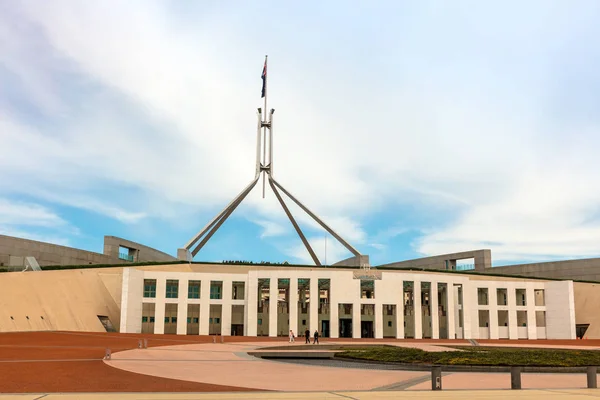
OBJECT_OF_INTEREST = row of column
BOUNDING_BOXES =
[246,277,461,339]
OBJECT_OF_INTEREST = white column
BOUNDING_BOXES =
[414,280,422,339]
[489,286,499,339]
[507,284,518,340]
[199,279,211,335]
[222,280,232,336]
[526,286,537,339]
[176,279,189,335]
[352,303,361,338]
[462,284,477,339]
[396,288,404,339]
[330,300,339,339]
[269,277,278,337]
[310,278,319,334]
[246,274,258,336]
[447,282,456,339]
[119,268,144,333]
[154,278,166,334]
[289,277,298,337]
[545,281,576,339]
[375,303,383,339]
[431,281,439,339]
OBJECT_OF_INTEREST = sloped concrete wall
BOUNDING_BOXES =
[0,267,123,333]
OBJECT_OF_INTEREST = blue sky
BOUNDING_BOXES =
[1,1,600,266]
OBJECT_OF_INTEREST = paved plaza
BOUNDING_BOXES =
[2,332,600,395]
[3,389,600,399]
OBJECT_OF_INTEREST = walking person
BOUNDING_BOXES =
[289,330,295,343]
[313,330,319,344]
[305,328,310,344]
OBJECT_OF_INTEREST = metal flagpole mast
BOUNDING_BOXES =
[178,55,368,268]
[262,55,268,198]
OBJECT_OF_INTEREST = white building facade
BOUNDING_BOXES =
[119,266,576,340]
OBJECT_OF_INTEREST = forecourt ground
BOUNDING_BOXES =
[2,331,600,396]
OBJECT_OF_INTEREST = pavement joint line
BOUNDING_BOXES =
[542,388,600,397]
[373,372,444,391]
[0,359,101,363]
[32,395,48,400]
[329,392,359,400]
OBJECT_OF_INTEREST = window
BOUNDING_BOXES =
[536,311,546,327]
[477,288,489,306]
[215,318,220,324]
[210,281,222,299]
[166,280,179,298]
[171,317,177,323]
[257,319,262,325]
[188,280,201,299]
[232,281,245,300]
[361,280,375,299]
[497,288,508,306]
[534,289,545,306]
[517,310,527,326]
[388,321,392,327]
[149,317,155,323]
[516,289,527,306]
[164,317,169,323]
[193,317,199,323]
[141,316,148,323]
[143,279,156,298]
[187,317,192,323]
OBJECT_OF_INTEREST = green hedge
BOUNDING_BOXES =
[337,346,600,367]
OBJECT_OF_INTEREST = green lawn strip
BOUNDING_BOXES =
[335,346,600,367]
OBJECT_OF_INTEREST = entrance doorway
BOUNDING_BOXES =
[339,319,352,338]
[231,324,244,336]
[361,321,374,338]
[321,320,330,338]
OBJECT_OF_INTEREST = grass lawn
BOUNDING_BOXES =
[336,346,600,367]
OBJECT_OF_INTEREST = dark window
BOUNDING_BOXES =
[150,317,155,323]
[166,280,179,298]
[171,317,177,323]
[142,316,148,323]
[388,321,392,327]
[188,280,201,299]
[143,279,157,298]
[210,281,222,299]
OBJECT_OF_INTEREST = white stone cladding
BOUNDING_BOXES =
[120,267,576,340]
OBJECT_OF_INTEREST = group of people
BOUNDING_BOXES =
[289,329,319,344]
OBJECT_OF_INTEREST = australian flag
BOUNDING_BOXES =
[261,58,267,98]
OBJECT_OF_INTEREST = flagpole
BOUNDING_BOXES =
[262,55,268,198]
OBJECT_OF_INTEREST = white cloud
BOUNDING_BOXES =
[1,2,600,264]
[0,198,66,228]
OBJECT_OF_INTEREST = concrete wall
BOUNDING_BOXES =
[0,267,123,332]
[574,281,600,339]
[0,234,176,270]
[333,255,370,267]
[104,236,176,263]
[489,258,600,282]
[378,250,492,271]
[0,235,122,268]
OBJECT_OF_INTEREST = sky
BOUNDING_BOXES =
[1,1,600,267]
